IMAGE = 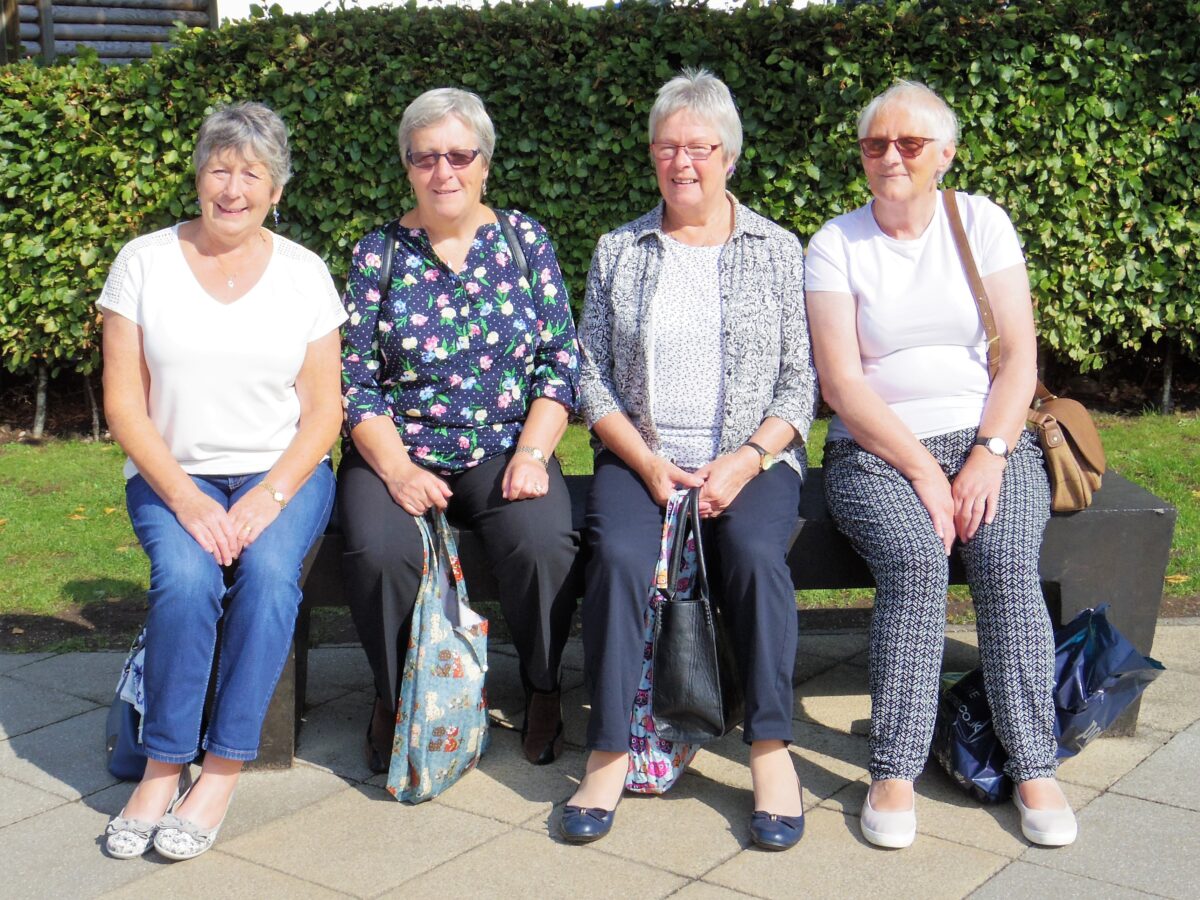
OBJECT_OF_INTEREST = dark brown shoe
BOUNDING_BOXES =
[365,696,393,774]
[522,689,564,765]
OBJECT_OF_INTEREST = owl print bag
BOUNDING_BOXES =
[387,510,490,803]
[625,491,700,794]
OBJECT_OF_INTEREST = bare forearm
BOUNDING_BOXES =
[824,378,942,481]
[592,411,656,476]
[518,397,569,456]
[349,415,413,481]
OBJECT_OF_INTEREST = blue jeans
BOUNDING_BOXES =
[126,463,335,763]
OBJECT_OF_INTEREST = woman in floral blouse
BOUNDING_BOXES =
[339,88,580,772]
[564,70,819,850]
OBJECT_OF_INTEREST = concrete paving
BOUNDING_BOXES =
[0,621,1196,899]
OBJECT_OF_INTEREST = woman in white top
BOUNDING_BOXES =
[99,103,345,862]
[806,82,1077,849]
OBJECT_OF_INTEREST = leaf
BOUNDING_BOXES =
[1164,575,1190,585]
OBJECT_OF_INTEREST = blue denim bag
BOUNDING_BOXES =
[105,627,147,780]
[386,510,489,803]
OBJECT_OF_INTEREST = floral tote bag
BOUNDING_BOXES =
[625,490,700,794]
[387,510,490,803]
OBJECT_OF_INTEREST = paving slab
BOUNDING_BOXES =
[685,721,866,803]
[0,673,99,740]
[388,826,686,898]
[968,861,1153,899]
[294,688,377,783]
[4,650,125,705]
[0,652,52,675]
[703,806,1008,900]
[303,646,374,707]
[101,851,352,898]
[0,706,118,800]
[792,651,841,686]
[539,778,748,878]
[1023,792,1200,898]
[219,785,509,896]
[0,797,161,899]
[1055,728,1171,791]
[0,772,68,827]
[434,727,581,825]
[1109,731,1200,812]
[671,882,758,900]
[1133,667,1200,734]
[1146,622,1200,676]
[793,664,871,735]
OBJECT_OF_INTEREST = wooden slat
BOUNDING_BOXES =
[42,0,210,11]
[18,18,36,37]
[53,39,156,56]
[18,4,35,21]
[51,7,208,26]
[50,22,177,40]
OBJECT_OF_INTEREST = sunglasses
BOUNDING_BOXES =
[858,136,938,159]
[406,149,482,170]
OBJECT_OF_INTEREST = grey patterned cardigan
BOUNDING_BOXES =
[577,198,820,477]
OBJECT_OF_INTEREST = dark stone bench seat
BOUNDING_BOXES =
[250,469,1176,769]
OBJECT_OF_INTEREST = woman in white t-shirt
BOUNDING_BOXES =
[806,82,1077,849]
[98,103,346,862]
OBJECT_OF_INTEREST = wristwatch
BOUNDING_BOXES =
[515,445,548,468]
[261,481,288,509]
[743,441,776,472]
[974,436,1010,459]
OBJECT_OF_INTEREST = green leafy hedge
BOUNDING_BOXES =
[1,0,1197,379]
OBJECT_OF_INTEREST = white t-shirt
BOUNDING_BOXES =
[650,239,726,469]
[98,226,347,478]
[805,191,1025,441]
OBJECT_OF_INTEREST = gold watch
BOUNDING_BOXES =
[743,441,776,472]
[261,481,288,509]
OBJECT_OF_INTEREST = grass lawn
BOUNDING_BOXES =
[1,412,1196,649]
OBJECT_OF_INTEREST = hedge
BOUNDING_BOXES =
[1,0,1197,381]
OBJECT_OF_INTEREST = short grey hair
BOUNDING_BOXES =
[397,88,496,166]
[648,68,743,168]
[857,81,960,145]
[193,102,292,189]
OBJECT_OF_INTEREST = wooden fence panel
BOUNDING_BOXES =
[14,0,215,63]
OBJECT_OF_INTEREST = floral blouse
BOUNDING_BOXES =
[341,209,580,473]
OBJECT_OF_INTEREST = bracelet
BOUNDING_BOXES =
[515,445,548,468]
[261,481,288,510]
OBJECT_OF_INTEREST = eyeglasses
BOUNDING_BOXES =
[406,149,482,169]
[650,142,722,161]
[858,136,938,159]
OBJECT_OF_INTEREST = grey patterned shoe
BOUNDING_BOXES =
[105,768,192,859]
[152,781,231,862]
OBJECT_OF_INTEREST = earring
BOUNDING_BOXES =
[727,164,736,177]
[482,180,488,198]
[273,204,280,227]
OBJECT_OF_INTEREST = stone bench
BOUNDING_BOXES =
[250,469,1176,769]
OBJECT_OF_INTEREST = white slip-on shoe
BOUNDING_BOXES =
[860,789,916,849]
[1013,785,1077,846]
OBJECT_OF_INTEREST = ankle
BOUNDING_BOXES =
[869,779,914,812]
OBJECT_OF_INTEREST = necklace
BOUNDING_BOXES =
[200,229,266,290]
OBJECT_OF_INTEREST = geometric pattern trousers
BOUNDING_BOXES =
[823,427,1058,783]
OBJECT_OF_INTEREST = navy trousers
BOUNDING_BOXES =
[581,450,802,751]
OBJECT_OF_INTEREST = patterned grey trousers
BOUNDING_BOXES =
[823,428,1058,783]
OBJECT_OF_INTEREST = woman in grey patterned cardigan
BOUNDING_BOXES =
[561,69,819,851]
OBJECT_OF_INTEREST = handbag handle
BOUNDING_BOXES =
[941,188,1054,405]
[665,488,709,599]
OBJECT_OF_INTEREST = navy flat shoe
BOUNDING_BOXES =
[750,810,806,851]
[559,805,617,844]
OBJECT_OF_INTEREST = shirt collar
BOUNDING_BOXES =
[633,192,770,244]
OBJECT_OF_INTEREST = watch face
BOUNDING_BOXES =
[761,454,776,471]
[985,437,1007,457]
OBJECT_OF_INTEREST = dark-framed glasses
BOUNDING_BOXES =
[858,136,938,159]
[650,142,722,161]
[406,148,482,169]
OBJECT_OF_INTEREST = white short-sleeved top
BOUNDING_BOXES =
[98,225,347,478]
[805,191,1025,441]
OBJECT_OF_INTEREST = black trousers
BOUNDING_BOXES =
[338,448,579,707]
[581,450,802,751]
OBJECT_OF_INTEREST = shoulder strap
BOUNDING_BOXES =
[942,189,1054,403]
[493,208,531,283]
[377,218,401,304]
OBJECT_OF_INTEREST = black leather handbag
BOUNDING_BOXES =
[651,488,744,743]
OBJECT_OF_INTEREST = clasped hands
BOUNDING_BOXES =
[639,448,760,517]
[175,485,282,565]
